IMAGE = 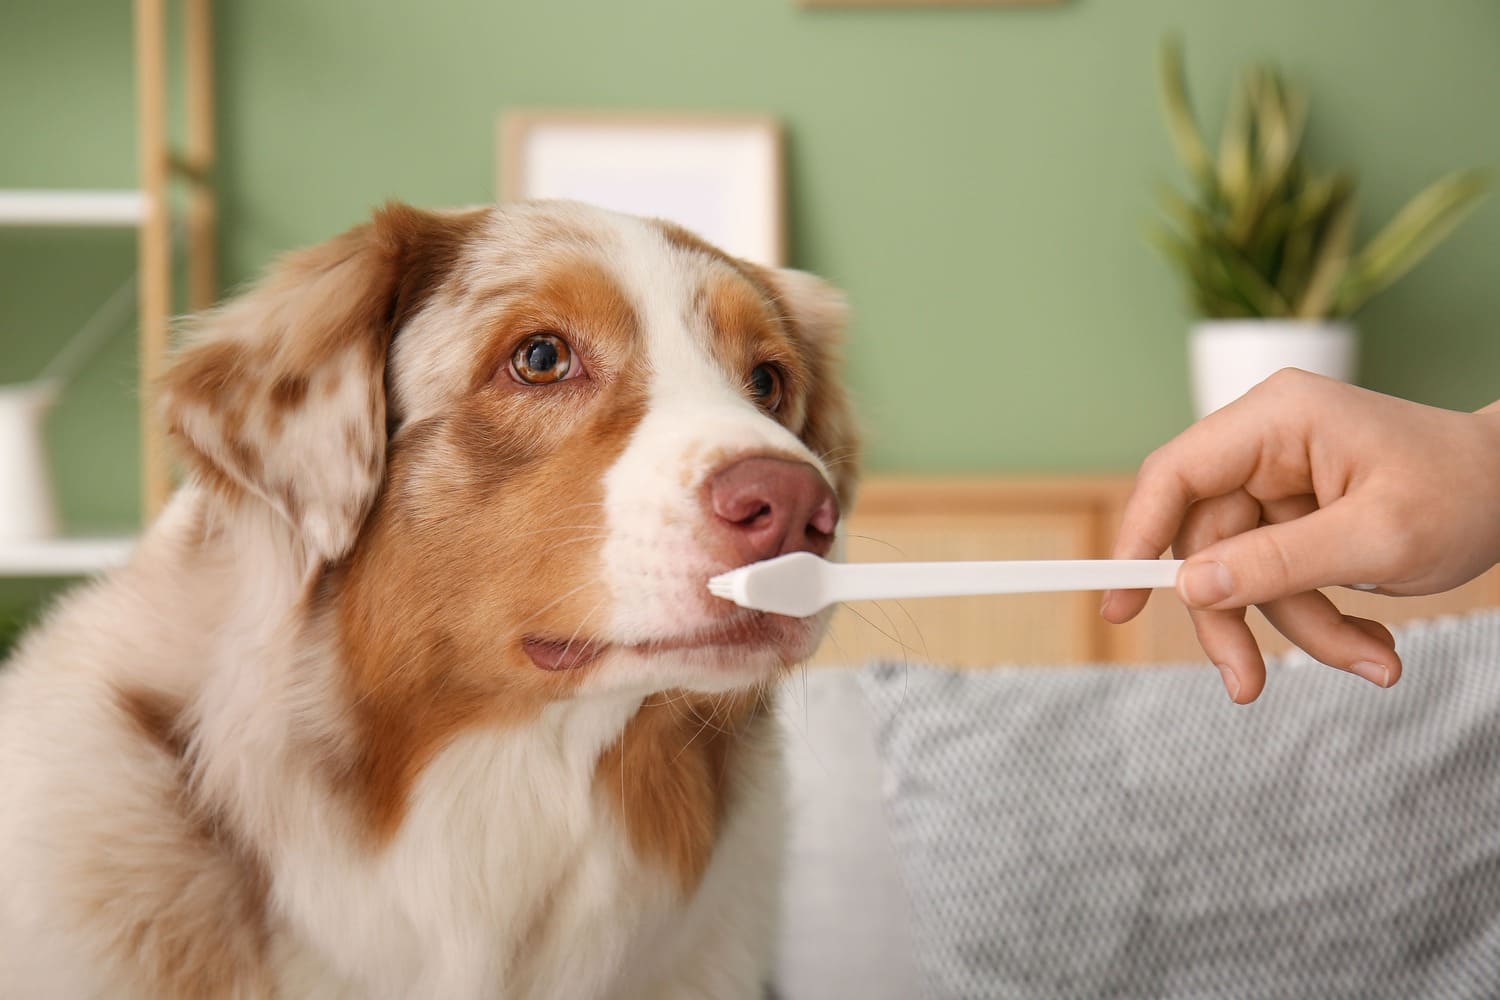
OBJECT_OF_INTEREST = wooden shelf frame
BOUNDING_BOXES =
[136,0,217,521]
[0,3,213,578]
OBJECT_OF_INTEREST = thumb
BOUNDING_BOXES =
[1175,502,1383,609]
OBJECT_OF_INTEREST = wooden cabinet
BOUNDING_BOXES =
[813,475,1500,667]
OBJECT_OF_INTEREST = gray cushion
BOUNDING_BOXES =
[859,610,1500,999]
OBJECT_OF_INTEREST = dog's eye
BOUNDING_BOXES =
[510,334,576,385]
[748,363,784,411]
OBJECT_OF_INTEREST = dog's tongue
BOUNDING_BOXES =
[523,637,604,671]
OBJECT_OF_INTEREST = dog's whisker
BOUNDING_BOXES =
[488,525,613,545]
[673,718,713,762]
[508,580,601,633]
[558,601,605,660]
[865,598,913,661]
[673,692,735,762]
[649,688,697,713]
[836,601,925,660]
[816,446,859,468]
[882,597,930,664]
[348,630,457,707]
[839,533,910,559]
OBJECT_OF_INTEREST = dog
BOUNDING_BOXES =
[0,200,858,998]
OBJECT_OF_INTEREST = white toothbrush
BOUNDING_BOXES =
[707,552,1183,618]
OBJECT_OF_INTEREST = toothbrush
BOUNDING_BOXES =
[707,552,1183,618]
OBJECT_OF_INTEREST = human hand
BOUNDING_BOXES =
[1102,368,1500,703]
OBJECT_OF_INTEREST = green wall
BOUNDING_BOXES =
[2,0,1498,625]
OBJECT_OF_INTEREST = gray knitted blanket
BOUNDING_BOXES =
[858,610,1500,999]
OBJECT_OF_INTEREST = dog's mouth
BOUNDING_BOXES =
[523,613,806,672]
[522,636,609,672]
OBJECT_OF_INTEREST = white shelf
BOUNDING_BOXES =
[0,190,147,227]
[0,537,136,576]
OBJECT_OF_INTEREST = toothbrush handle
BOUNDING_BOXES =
[823,559,1183,604]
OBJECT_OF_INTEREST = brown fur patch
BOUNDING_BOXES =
[104,687,273,997]
[656,222,856,493]
[698,271,811,428]
[382,202,486,331]
[118,685,191,762]
[596,689,772,894]
[469,255,642,393]
[654,219,785,317]
[329,254,651,842]
[166,339,256,408]
[703,273,776,360]
[655,219,743,270]
[160,204,487,544]
[269,373,310,410]
[744,264,861,504]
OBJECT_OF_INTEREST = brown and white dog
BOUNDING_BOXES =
[0,200,858,998]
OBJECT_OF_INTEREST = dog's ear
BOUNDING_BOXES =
[161,202,483,562]
[761,267,861,503]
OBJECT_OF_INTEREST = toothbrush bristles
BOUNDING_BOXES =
[707,572,744,604]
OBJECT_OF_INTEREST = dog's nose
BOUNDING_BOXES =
[706,457,839,564]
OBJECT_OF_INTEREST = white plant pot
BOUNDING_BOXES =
[1189,320,1357,419]
[0,381,61,541]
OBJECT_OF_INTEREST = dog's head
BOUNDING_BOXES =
[163,201,858,709]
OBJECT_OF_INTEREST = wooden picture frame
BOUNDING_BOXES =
[498,111,786,266]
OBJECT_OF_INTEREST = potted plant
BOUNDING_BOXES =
[1153,38,1490,417]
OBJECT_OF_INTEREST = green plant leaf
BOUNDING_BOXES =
[1149,224,1220,292]
[1197,291,1255,319]
[1255,73,1307,186]
[1155,183,1220,242]
[1275,172,1347,308]
[1289,172,1345,228]
[1149,225,1253,319]
[1219,70,1255,217]
[1276,216,1314,305]
[1337,168,1492,314]
[1158,37,1215,190]
[1295,186,1357,318]
[1206,238,1292,318]
[1147,223,1196,274]
[1246,190,1298,280]
[1226,65,1312,249]
[1243,71,1305,232]
[1149,36,1486,323]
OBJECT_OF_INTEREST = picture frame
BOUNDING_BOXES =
[498,111,786,266]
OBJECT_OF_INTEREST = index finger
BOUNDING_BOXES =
[1103,376,1309,622]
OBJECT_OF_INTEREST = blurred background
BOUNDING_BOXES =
[2,0,1498,652]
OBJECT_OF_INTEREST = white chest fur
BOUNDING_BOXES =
[266,695,784,1000]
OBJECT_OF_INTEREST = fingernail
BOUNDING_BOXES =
[1216,664,1241,702]
[1181,561,1234,606]
[1350,660,1391,688]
